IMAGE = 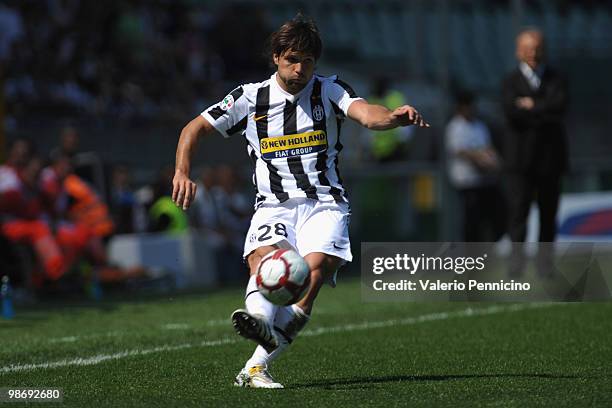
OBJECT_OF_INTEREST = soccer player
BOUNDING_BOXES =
[172,15,428,388]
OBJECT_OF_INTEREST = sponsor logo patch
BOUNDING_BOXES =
[220,94,234,111]
[260,130,327,160]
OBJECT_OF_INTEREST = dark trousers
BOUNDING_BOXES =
[459,185,506,242]
[506,172,562,242]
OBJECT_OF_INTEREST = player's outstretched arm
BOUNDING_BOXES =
[347,99,430,130]
[173,115,215,210]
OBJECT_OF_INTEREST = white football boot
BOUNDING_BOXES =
[231,309,279,353]
[234,365,284,389]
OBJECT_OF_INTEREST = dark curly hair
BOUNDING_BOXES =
[268,14,322,64]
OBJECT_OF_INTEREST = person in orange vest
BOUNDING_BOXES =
[40,153,107,267]
[63,172,115,239]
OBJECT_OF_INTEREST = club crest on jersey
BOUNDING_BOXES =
[220,94,234,111]
[260,130,328,160]
[313,104,324,122]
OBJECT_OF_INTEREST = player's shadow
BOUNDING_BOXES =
[291,373,586,390]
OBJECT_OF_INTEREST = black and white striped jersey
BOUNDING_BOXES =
[201,73,362,208]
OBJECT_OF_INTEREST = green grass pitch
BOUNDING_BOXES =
[0,279,610,407]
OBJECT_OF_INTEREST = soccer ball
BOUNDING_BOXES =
[256,249,310,306]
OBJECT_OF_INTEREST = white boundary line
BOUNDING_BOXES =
[301,303,553,336]
[162,323,192,330]
[0,339,235,374]
[44,319,228,344]
[48,331,124,344]
[0,303,555,374]
[43,310,335,344]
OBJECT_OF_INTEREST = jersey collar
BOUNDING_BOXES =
[271,73,315,103]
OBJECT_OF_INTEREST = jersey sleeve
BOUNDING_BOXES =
[326,77,363,116]
[201,86,250,138]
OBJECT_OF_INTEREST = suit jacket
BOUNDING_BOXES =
[502,66,569,175]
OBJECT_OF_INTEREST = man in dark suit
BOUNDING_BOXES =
[502,28,569,276]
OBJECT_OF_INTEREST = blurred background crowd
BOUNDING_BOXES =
[1,0,270,122]
[1,127,252,295]
[1,0,612,297]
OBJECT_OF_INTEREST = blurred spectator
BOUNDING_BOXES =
[367,77,414,162]
[502,28,569,276]
[109,164,137,234]
[63,171,115,239]
[0,139,35,283]
[190,166,231,279]
[0,138,32,173]
[0,155,66,281]
[40,152,107,269]
[214,165,251,243]
[51,125,108,203]
[39,151,72,219]
[53,125,80,158]
[445,90,505,242]
[211,165,251,283]
[149,165,187,234]
[0,139,35,233]
[190,166,220,232]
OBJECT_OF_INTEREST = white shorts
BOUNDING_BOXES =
[243,198,352,264]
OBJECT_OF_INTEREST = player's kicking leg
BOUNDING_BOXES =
[232,245,286,388]
[233,250,341,388]
[231,246,280,352]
